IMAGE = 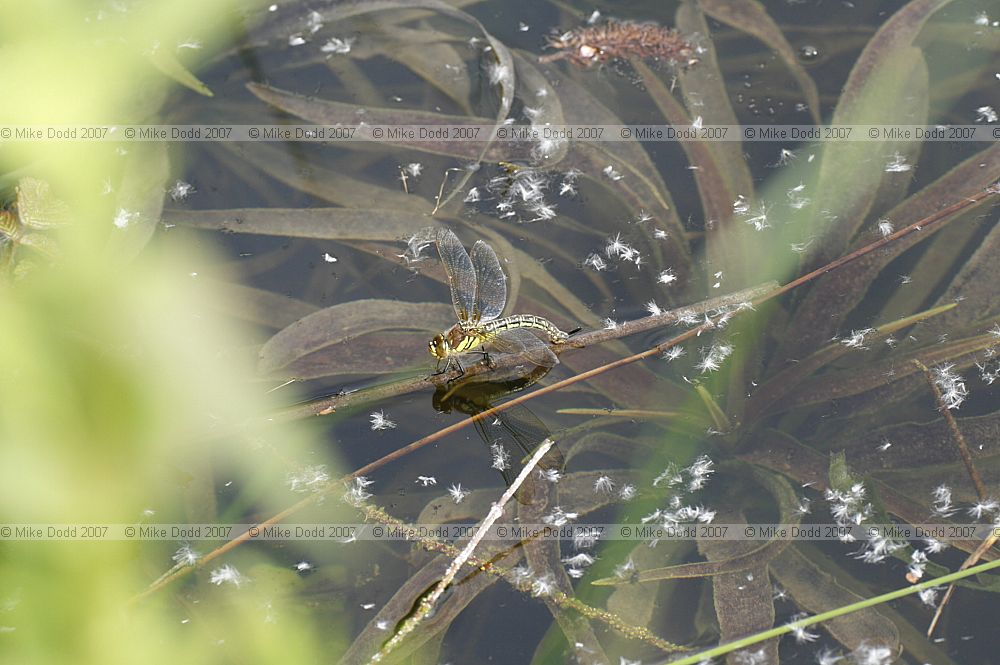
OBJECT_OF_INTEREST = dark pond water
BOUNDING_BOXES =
[152,1,999,663]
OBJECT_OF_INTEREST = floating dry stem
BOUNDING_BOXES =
[540,19,698,68]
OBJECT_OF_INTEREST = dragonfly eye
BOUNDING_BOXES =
[429,335,449,359]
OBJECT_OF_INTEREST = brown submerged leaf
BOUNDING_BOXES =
[258,299,454,377]
[771,546,900,654]
[698,0,822,124]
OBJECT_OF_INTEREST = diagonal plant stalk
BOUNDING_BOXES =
[912,359,988,500]
[667,557,1000,665]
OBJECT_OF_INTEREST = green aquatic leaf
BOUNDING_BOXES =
[535,60,692,283]
[780,0,958,358]
[245,0,517,211]
[741,431,987,556]
[593,466,799,586]
[163,206,437,240]
[213,141,422,208]
[697,510,778,663]
[340,546,510,665]
[147,46,213,97]
[519,486,608,662]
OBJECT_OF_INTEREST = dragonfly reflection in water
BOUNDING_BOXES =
[428,228,574,373]
[433,365,564,503]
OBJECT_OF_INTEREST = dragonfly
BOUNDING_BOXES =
[428,228,574,371]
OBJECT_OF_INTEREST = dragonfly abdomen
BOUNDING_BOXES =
[474,314,570,343]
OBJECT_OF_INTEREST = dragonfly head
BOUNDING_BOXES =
[429,333,450,359]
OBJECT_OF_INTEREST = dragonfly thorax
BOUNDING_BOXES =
[429,323,483,360]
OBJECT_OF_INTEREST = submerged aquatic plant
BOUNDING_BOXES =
[89,0,1000,663]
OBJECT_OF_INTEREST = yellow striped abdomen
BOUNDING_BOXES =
[476,315,570,343]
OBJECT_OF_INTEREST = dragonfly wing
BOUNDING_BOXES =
[469,240,507,323]
[489,328,559,368]
[435,229,476,323]
[16,178,72,230]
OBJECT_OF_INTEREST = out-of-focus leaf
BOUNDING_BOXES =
[104,140,169,262]
[14,177,72,229]
[147,47,213,97]
[698,0,821,124]
[258,299,453,377]
[771,546,900,653]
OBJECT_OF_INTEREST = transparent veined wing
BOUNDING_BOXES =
[16,178,72,230]
[468,240,507,323]
[486,327,558,368]
[434,228,476,324]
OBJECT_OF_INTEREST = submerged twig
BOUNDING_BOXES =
[913,358,992,638]
[912,359,987,501]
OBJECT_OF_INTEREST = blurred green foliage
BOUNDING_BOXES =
[0,1,347,661]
